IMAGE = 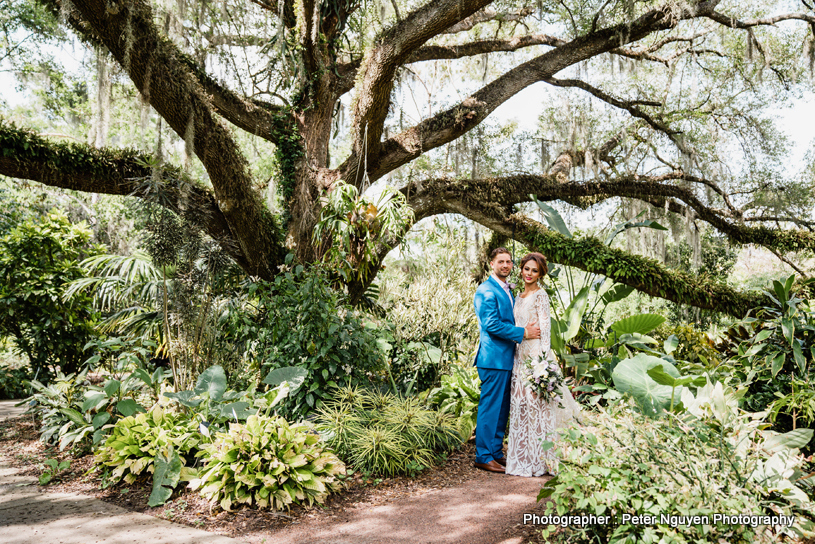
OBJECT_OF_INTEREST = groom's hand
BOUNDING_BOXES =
[524,320,541,340]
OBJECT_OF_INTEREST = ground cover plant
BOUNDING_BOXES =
[190,414,346,511]
[538,386,815,544]
[315,387,464,477]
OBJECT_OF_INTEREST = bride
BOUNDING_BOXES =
[506,252,581,477]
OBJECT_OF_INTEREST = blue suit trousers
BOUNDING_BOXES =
[475,366,512,464]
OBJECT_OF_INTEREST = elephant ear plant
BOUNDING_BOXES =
[163,364,307,436]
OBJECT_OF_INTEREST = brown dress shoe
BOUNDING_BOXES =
[494,457,507,467]
[474,460,506,473]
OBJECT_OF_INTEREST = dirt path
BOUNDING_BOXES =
[263,470,548,544]
[0,403,549,544]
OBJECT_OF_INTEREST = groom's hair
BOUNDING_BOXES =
[489,247,512,261]
[520,252,549,276]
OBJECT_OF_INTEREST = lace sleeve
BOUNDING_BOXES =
[535,289,552,359]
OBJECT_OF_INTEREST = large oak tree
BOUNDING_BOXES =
[2,0,814,317]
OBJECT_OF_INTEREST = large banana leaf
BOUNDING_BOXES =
[563,286,590,341]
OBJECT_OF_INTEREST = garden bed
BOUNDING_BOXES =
[0,414,514,541]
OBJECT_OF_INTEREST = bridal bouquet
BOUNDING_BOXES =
[523,355,564,402]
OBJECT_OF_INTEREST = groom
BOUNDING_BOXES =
[473,248,540,473]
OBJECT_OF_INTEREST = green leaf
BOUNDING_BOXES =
[663,335,679,355]
[771,352,786,378]
[754,329,773,343]
[763,428,814,453]
[550,317,565,353]
[82,391,108,412]
[116,399,145,417]
[537,476,558,500]
[646,365,677,387]
[60,408,86,427]
[218,401,255,420]
[781,318,794,346]
[103,379,121,397]
[612,354,682,417]
[609,313,666,336]
[263,366,307,391]
[772,280,788,309]
[163,390,204,407]
[601,284,635,305]
[91,411,111,430]
[131,368,152,388]
[793,341,806,375]
[148,448,182,507]
[531,198,572,238]
[194,365,227,401]
[563,286,590,341]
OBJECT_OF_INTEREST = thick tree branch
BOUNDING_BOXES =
[349,0,720,185]
[174,55,296,144]
[0,121,250,270]
[350,0,494,160]
[504,213,769,318]
[409,34,562,63]
[392,174,771,316]
[402,173,815,254]
[39,0,286,278]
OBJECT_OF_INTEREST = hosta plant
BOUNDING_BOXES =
[95,405,201,484]
[190,414,345,511]
[315,387,462,477]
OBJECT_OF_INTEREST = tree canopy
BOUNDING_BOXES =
[1,0,814,315]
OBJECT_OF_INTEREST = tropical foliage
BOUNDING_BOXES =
[539,387,815,543]
[315,387,463,477]
[0,212,101,381]
[191,415,345,511]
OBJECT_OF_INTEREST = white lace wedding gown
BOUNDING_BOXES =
[506,288,581,477]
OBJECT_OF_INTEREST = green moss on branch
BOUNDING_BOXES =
[508,215,770,318]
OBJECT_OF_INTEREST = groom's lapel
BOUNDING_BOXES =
[487,276,512,315]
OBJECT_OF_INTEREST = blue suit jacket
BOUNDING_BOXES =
[473,276,525,370]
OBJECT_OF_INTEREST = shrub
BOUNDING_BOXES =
[190,414,345,511]
[717,275,815,450]
[95,406,201,484]
[236,261,385,419]
[424,364,480,440]
[653,323,721,369]
[25,369,100,451]
[0,212,101,382]
[377,242,479,393]
[25,365,163,451]
[538,385,815,543]
[0,359,32,399]
[315,387,463,477]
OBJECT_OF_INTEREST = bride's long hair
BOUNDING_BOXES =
[519,252,548,278]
